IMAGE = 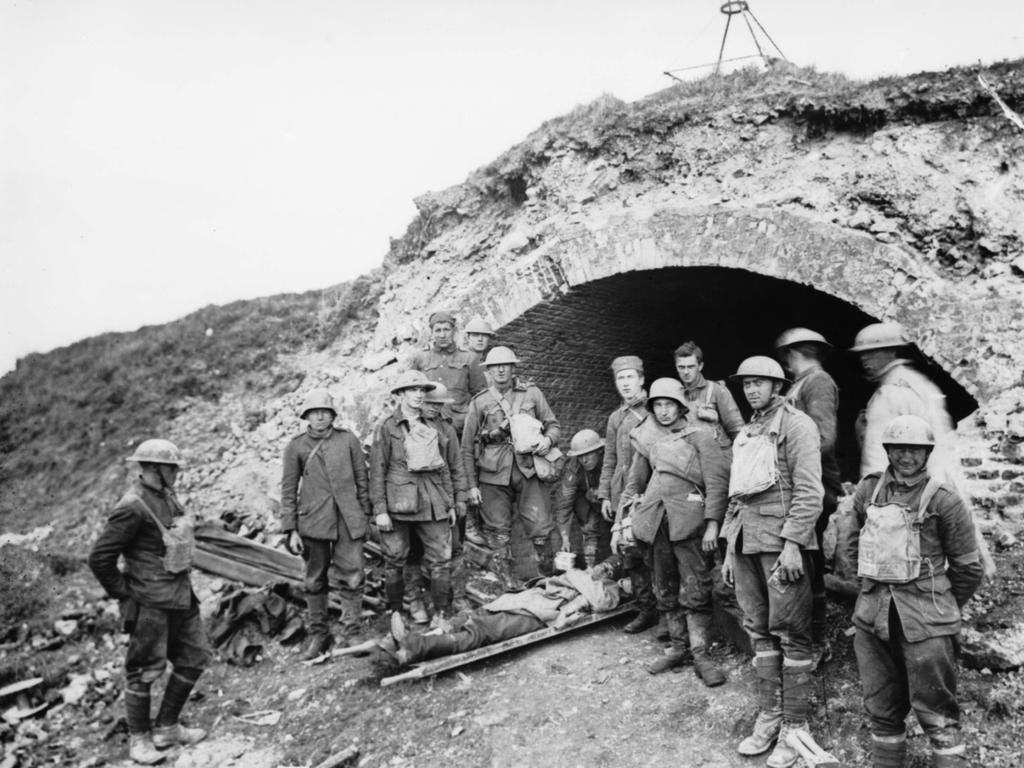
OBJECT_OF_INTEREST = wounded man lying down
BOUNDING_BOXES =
[381,557,626,664]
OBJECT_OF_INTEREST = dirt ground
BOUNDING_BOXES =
[3,547,1024,768]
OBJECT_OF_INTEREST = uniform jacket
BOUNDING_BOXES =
[597,395,648,508]
[370,411,462,521]
[724,397,824,554]
[407,343,487,432]
[553,455,603,530]
[460,381,561,487]
[280,427,371,540]
[428,413,470,502]
[848,470,982,642]
[785,365,841,495]
[681,375,745,448]
[859,359,958,484]
[624,425,730,542]
[483,568,621,627]
[88,479,193,610]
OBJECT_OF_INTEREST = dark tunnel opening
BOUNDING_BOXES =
[498,266,978,484]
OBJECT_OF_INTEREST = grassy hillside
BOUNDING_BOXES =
[0,271,383,532]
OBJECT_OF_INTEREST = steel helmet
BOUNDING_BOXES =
[849,322,911,352]
[390,370,438,394]
[567,428,605,457]
[729,356,790,383]
[483,346,521,366]
[464,317,496,336]
[125,439,185,466]
[645,378,689,412]
[298,388,337,419]
[881,414,935,447]
[774,327,832,349]
[424,382,454,404]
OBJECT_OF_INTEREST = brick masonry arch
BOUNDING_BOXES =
[455,207,1018,405]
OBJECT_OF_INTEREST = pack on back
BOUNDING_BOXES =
[857,477,943,583]
[403,420,446,472]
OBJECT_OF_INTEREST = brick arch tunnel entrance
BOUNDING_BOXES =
[496,266,977,483]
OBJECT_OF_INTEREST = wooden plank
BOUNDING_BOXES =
[380,601,635,686]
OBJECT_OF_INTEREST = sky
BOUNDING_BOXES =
[2,0,1021,375]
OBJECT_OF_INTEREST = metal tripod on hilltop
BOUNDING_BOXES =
[664,1,789,83]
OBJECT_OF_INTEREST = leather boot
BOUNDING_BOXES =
[737,645,782,755]
[300,591,332,660]
[654,613,670,641]
[624,608,658,634]
[490,550,523,592]
[152,723,207,748]
[464,507,486,546]
[930,731,968,768]
[429,572,453,630]
[687,613,726,687]
[646,611,692,674]
[385,570,405,614]
[767,722,806,768]
[767,657,815,768]
[129,733,166,765]
[931,751,967,768]
[583,543,598,571]
[339,594,363,637]
[533,538,554,577]
[871,734,907,768]
[304,589,329,637]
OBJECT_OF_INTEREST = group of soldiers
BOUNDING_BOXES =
[88,309,989,768]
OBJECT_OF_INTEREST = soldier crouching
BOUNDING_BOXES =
[88,439,211,765]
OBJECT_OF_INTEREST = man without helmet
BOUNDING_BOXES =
[674,340,745,452]
[596,355,661,636]
[89,439,212,765]
[280,389,372,659]
[847,415,982,768]
[721,356,824,767]
[407,310,487,436]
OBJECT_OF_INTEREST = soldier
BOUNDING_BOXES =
[851,321,996,579]
[721,356,824,767]
[371,371,464,627]
[775,327,841,663]
[848,415,982,768]
[463,316,497,360]
[461,346,561,589]
[280,389,371,658]
[623,378,730,684]
[596,355,660,636]
[407,310,487,435]
[88,439,211,765]
[674,340,745,451]
[553,428,609,570]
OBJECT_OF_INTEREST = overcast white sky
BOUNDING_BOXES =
[2,1,1021,374]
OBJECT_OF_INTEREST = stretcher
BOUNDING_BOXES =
[380,601,635,686]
